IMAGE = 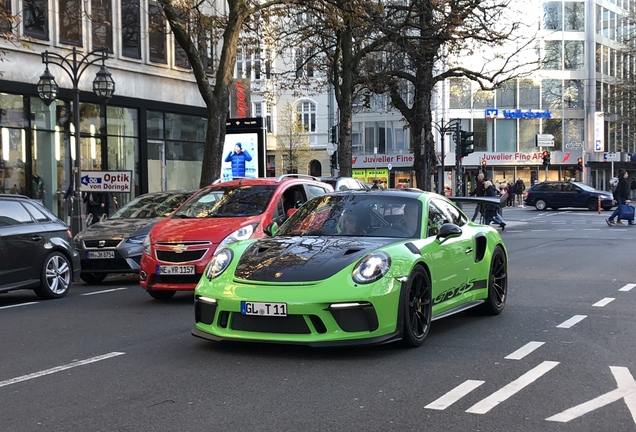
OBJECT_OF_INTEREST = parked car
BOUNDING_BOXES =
[139,175,334,300]
[319,177,369,191]
[192,190,507,347]
[0,194,80,299]
[73,190,195,284]
[524,181,614,211]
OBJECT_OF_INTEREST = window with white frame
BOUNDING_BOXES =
[236,45,262,80]
[296,101,316,132]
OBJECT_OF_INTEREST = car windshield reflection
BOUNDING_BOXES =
[277,194,422,238]
[173,185,277,218]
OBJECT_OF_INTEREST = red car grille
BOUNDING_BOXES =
[156,249,207,263]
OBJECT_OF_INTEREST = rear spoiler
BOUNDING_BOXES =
[448,196,503,210]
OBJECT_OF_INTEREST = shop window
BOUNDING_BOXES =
[148,1,167,64]
[296,101,316,132]
[91,0,112,52]
[59,0,82,46]
[121,0,141,59]
[449,78,471,109]
[564,2,584,31]
[495,119,516,152]
[564,41,584,71]
[1,0,13,33]
[542,2,562,30]
[23,0,48,40]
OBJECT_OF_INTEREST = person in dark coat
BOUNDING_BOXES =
[83,192,107,225]
[225,143,252,177]
[469,173,486,222]
[483,181,506,231]
[607,169,632,225]
[507,181,517,207]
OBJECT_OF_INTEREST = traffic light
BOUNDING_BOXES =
[459,130,474,158]
[542,151,551,166]
[577,157,583,171]
[330,150,338,169]
[481,159,487,169]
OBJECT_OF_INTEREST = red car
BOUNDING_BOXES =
[139,175,333,299]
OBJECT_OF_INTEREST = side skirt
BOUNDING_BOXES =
[432,300,484,321]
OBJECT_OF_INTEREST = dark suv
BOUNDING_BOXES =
[0,194,80,298]
[524,181,614,211]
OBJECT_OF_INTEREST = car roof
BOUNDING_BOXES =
[0,194,31,200]
[209,175,331,189]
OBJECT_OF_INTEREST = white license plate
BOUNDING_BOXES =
[241,301,287,317]
[157,265,195,275]
[87,251,115,259]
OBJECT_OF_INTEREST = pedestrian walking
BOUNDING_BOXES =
[607,169,633,226]
[469,173,486,222]
[515,178,525,207]
[483,181,506,231]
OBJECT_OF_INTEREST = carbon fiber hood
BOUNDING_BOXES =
[234,237,397,282]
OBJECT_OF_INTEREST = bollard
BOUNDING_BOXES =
[598,195,601,214]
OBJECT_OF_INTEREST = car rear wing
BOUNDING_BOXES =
[448,196,503,211]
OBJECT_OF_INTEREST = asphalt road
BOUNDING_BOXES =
[1,206,635,432]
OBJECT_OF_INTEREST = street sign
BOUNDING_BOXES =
[605,152,619,161]
[565,142,583,149]
[80,170,132,192]
[536,134,555,147]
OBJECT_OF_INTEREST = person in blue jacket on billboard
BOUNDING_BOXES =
[225,142,252,177]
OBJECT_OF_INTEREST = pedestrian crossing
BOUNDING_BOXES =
[422,283,636,425]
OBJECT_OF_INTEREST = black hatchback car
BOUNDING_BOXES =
[0,194,80,298]
[524,181,614,211]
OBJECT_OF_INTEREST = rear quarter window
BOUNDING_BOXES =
[0,200,35,226]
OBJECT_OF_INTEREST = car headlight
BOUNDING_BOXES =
[73,235,81,247]
[127,235,146,244]
[352,252,391,284]
[142,235,151,255]
[217,224,256,250]
[205,249,233,280]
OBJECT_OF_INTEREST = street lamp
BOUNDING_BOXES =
[432,118,460,195]
[37,47,115,235]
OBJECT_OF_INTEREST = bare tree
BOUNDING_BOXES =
[275,103,315,174]
[364,0,539,190]
[157,0,289,187]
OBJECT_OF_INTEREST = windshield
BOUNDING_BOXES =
[173,185,277,218]
[574,182,599,192]
[109,192,191,219]
[277,194,422,238]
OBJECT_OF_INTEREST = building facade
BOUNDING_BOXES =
[0,0,334,223]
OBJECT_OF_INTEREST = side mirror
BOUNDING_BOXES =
[263,222,279,237]
[437,223,462,241]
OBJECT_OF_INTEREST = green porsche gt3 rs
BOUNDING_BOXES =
[192,189,508,348]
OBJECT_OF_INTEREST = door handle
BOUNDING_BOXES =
[32,235,43,242]
[465,247,473,254]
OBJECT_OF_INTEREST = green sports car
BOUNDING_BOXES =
[192,189,508,348]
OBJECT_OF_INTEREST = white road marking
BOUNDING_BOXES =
[556,315,587,328]
[592,298,615,307]
[81,287,128,296]
[465,361,560,414]
[546,366,636,424]
[505,341,545,360]
[425,380,485,410]
[0,352,125,389]
[0,302,39,310]
[619,284,636,292]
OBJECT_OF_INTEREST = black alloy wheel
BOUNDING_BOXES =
[477,246,507,315]
[401,266,432,348]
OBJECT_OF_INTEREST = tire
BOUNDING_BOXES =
[477,246,507,315]
[148,289,176,300]
[34,251,72,299]
[401,266,432,348]
[535,200,547,210]
[80,272,108,284]
[587,199,598,211]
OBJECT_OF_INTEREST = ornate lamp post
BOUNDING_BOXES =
[37,47,115,235]
[432,118,460,195]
